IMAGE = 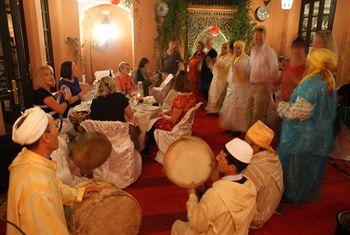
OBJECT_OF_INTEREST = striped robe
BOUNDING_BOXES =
[7,148,85,235]
[243,150,284,229]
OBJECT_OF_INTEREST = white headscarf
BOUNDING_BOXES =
[12,107,51,145]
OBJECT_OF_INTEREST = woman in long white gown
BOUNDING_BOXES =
[220,40,251,132]
[206,43,234,114]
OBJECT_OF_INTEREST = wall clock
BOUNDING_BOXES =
[255,6,269,22]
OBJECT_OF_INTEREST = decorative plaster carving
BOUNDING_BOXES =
[186,7,234,56]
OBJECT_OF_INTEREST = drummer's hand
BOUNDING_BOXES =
[83,184,101,199]
[187,188,196,195]
[157,112,164,117]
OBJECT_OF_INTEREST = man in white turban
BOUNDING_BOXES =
[243,120,284,229]
[7,107,99,235]
[172,138,257,235]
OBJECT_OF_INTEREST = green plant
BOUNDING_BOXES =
[123,0,132,8]
[155,0,190,53]
[154,0,255,64]
[229,0,256,50]
[65,37,86,73]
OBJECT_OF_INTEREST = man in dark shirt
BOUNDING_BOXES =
[200,37,217,101]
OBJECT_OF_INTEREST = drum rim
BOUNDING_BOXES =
[68,181,142,234]
[163,136,215,189]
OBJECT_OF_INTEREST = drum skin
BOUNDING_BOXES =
[163,136,215,189]
[67,181,142,235]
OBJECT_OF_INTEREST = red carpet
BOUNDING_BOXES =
[125,110,350,235]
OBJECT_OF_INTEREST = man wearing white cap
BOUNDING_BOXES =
[172,138,257,235]
[243,120,283,229]
[7,107,98,235]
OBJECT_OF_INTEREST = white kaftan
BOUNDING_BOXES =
[220,54,251,132]
[206,54,234,113]
[171,178,257,235]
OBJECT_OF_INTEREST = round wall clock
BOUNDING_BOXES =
[255,6,269,22]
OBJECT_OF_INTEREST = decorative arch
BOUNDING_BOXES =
[192,27,228,56]
[186,7,235,57]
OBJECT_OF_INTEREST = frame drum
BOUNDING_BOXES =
[163,136,215,189]
[66,181,141,235]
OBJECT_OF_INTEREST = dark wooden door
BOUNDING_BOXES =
[0,0,31,191]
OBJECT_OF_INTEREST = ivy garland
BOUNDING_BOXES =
[155,0,255,57]
[155,0,190,53]
[229,0,256,50]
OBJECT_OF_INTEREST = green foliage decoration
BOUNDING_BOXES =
[155,0,190,53]
[229,0,256,50]
[154,0,255,62]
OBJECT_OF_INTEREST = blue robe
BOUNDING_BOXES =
[278,75,336,202]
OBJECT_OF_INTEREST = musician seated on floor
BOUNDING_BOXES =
[243,120,284,229]
[69,132,112,177]
[171,138,257,235]
[90,76,141,151]
[7,107,99,235]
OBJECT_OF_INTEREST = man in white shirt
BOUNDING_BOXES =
[250,26,279,123]
[172,138,257,235]
[243,120,283,229]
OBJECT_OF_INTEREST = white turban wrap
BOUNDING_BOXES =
[12,107,51,145]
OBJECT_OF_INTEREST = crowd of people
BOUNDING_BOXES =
[5,23,343,235]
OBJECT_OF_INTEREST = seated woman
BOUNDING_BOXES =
[135,57,152,96]
[114,62,134,96]
[32,65,73,133]
[58,61,90,117]
[153,70,196,131]
[90,76,140,150]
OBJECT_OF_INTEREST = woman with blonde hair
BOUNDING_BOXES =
[276,48,337,202]
[114,62,134,95]
[220,40,251,132]
[90,76,137,124]
[206,42,233,114]
[32,65,72,119]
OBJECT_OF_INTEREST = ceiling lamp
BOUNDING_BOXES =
[281,0,293,10]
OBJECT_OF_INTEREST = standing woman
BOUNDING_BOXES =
[200,37,217,101]
[115,62,134,96]
[220,41,251,132]
[58,61,90,117]
[136,58,152,96]
[188,41,205,101]
[277,48,337,203]
[206,42,233,114]
[161,40,183,76]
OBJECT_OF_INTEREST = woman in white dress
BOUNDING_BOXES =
[206,43,234,114]
[220,40,251,132]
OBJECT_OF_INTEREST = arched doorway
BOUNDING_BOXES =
[191,27,228,56]
[80,3,133,82]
